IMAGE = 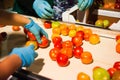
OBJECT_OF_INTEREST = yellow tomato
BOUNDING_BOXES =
[25,41,38,50]
[68,29,76,37]
[89,34,100,45]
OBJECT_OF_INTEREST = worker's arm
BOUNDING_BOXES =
[0,54,22,80]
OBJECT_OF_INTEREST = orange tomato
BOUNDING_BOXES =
[83,28,92,35]
[12,26,21,31]
[77,72,90,80]
[61,28,69,36]
[81,51,93,64]
[62,40,73,48]
[49,48,60,61]
[52,27,61,35]
[116,43,120,54]
[60,23,68,30]
[84,33,91,41]
[68,24,76,30]
[89,34,100,45]
[60,47,73,58]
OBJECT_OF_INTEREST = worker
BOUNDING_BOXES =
[0,9,48,80]
[13,0,93,20]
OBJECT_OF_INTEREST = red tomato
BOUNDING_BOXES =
[62,40,73,48]
[60,47,73,58]
[71,36,83,47]
[73,46,83,59]
[107,67,117,78]
[27,31,36,41]
[49,48,60,61]
[75,31,84,40]
[24,28,29,35]
[56,53,69,67]
[113,61,120,70]
[52,36,62,44]
[116,34,120,41]
[54,43,62,49]
[38,36,49,48]
[12,26,21,31]
[44,20,51,29]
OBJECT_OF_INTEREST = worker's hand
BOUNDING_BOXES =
[78,0,93,11]
[10,45,38,67]
[24,18,48,43]
[33,0,54,19]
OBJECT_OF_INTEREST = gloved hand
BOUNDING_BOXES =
[24,18,48,43]
[10,45,38,67]
[33,0,54,19]
[78,0,93,11]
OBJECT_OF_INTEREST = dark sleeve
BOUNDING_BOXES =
[15,0,39,17]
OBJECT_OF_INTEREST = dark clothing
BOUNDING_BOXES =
[13,0,77,20]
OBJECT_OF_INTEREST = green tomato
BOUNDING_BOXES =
[93,67,110,80]
[51,21,60,28]
[103,20,110,28]
[95,19,103,28]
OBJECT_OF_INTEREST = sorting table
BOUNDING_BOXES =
[0,17,120,80]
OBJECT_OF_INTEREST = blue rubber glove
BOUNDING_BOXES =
[10,45,37,67]
[78,0,93,11]
[33,0,54,19]
[24,18,48,43]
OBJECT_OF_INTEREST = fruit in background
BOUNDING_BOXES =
[52,27,61,35]
[113,61,120,70]
[49,48,60,61]
[68,29,76,37]
[71,36,83,47]
[93,67,110,80]
[38,35,49,48]
[56,53,69,67]
[116,0,120,3]
[116,43,120,53]
[43,20,51,29]
[107,67,117,78]
[51,21,60,28]
[52,36,62,44]
[77,72,90,80]
[12,26,21,31]
[81,51,93,64]
[73,46,83,59]
[103,20,110,28]
[115,3,120,9]
[25,40,38,50]
[89,34,100,45]
[112,70,120,80]
[95,19,103,27]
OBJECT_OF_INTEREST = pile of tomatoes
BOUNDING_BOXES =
[43,20,101,67]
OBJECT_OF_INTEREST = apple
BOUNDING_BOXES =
[93,67,110,80]
[103,20,110,28]
[51,21,60,28]
[95,19,103,27]
[44,20,51,29]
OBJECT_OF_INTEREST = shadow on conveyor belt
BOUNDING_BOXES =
[0,33,27,58]
[26,58,45,73]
